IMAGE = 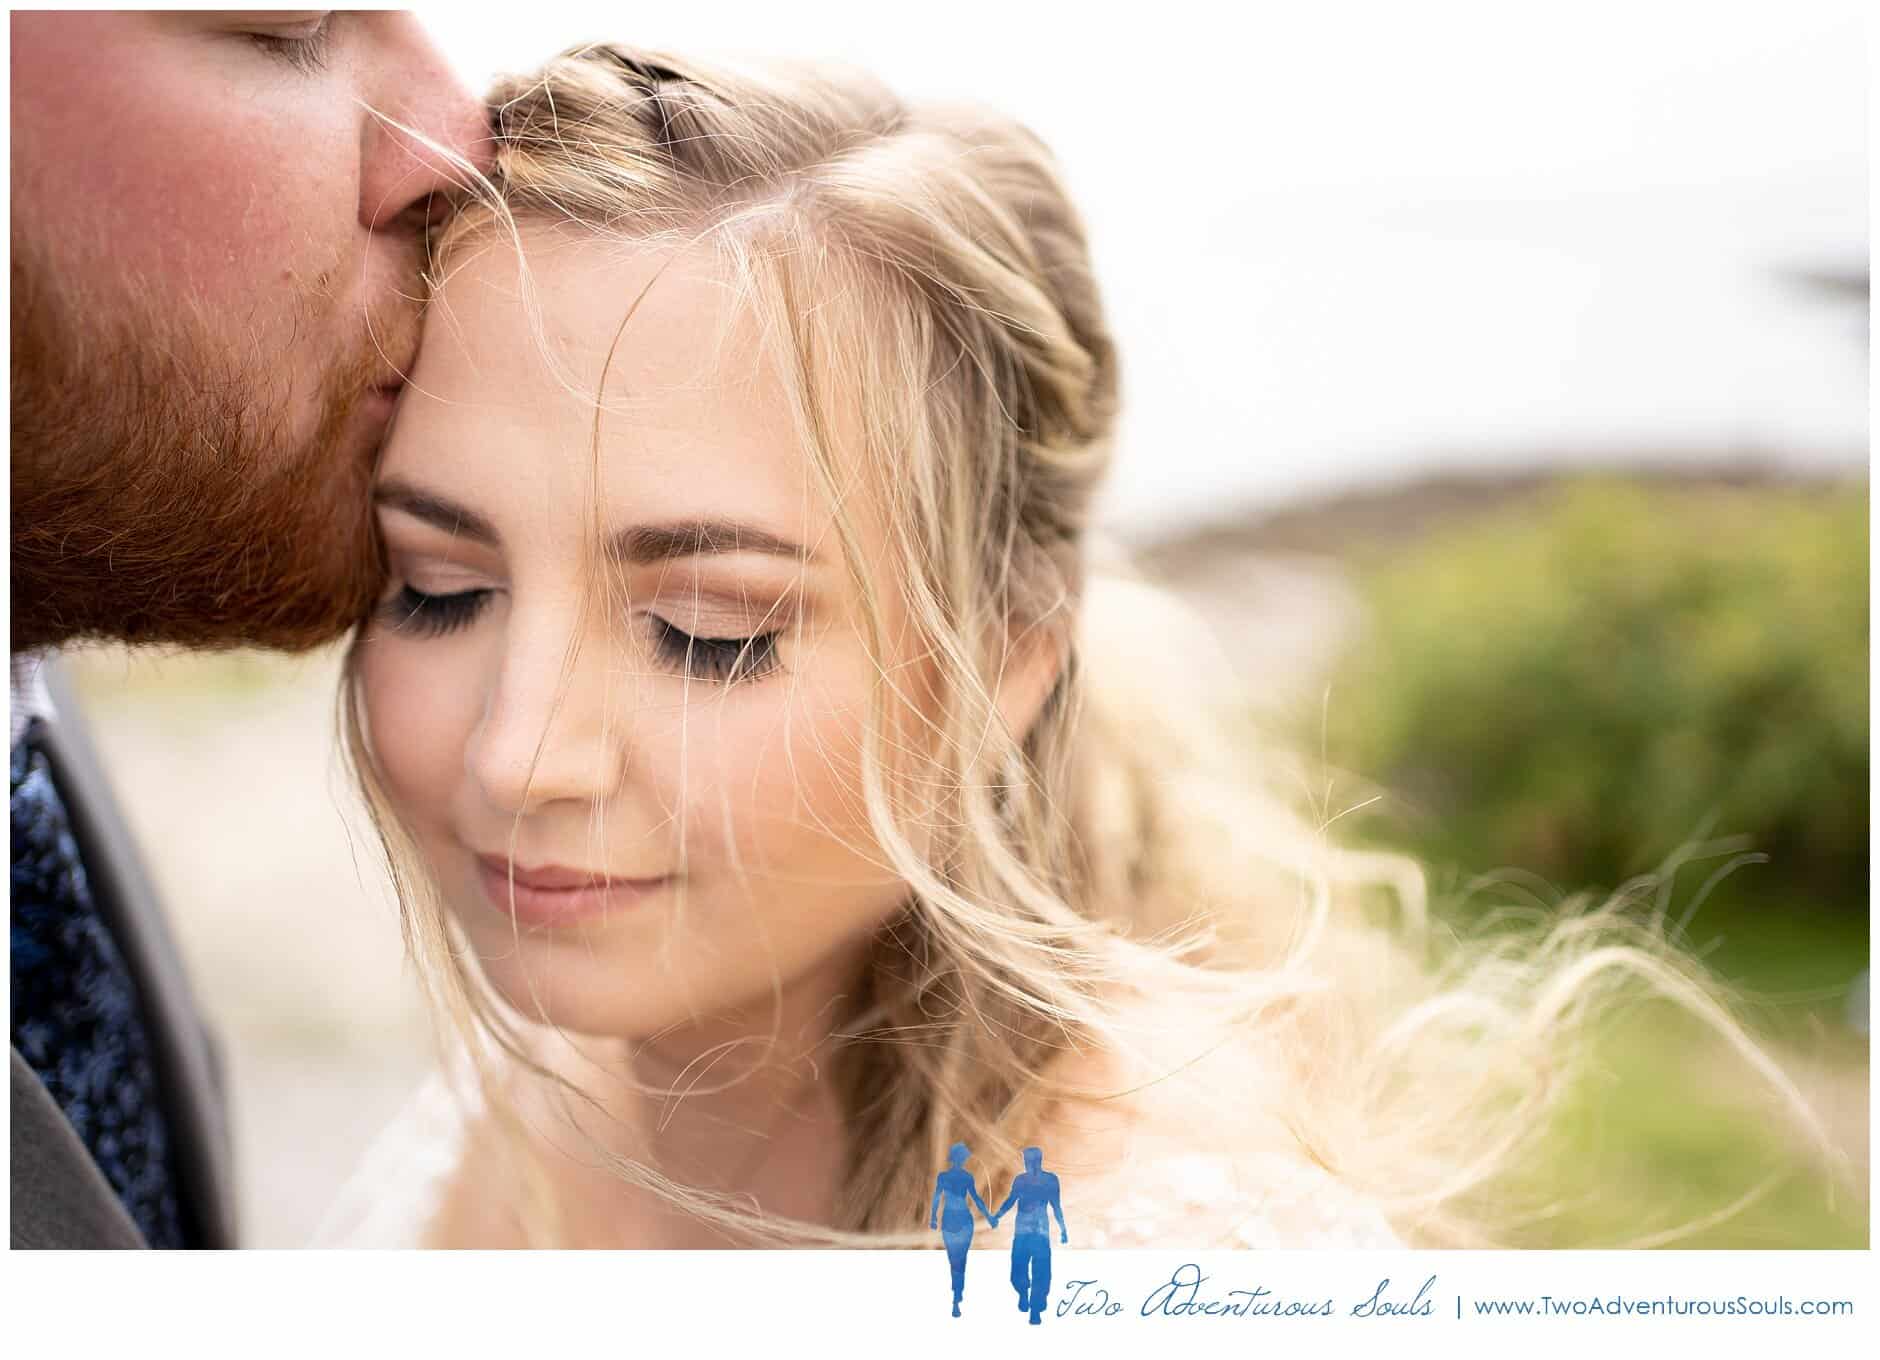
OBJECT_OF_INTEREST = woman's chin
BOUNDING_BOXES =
[467,947,671,1043]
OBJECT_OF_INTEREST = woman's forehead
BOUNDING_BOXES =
[386,226,890,578]
[425,230,767,401]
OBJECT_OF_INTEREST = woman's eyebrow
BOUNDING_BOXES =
[612,521,812,565]
[374,479,500,547]
[373,478,812,564]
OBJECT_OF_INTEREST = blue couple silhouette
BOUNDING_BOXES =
[929,1143,1068,1323]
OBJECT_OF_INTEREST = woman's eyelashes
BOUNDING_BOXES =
[378,584,781,684]
[380,584,492,638]
[648,615,781,684]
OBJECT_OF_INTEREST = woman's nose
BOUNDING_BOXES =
[466,632,627,818]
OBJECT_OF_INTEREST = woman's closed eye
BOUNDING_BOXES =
[379,584,492,638]
[378,584,780,685]
[648,615,780,685]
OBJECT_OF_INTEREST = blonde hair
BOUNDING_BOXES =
[340,44,1836,1248]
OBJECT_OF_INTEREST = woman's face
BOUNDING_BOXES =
[358,227,922,1041]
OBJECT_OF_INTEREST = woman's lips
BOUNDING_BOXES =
[474,854,668,926]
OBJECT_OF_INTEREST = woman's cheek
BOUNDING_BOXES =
[728,678,884,878]
[359,633,470,836]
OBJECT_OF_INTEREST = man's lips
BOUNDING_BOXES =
[363,380,403,415]
[373,347,420,390]
[473,854,670,926]
[366,354,416,404]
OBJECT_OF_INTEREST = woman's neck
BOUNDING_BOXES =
[511,937,870,1246]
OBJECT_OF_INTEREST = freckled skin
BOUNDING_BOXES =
[9,12,494,652]
[360,231,923,1044]
[11,11,484,318]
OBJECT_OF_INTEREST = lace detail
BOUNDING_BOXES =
[1077,1151,1403,1249]
[310,1068,473,1248]
[313,1065,1403,1250]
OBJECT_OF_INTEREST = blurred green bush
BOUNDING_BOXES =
[1324,475,1867,1005]
[1315,474,1869,1246]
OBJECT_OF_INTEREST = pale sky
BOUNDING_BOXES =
[417,0,1868,533]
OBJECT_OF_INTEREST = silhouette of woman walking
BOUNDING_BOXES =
[929,1142,993,1317]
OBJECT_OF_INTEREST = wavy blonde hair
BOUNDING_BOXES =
[339,43,1835,1248]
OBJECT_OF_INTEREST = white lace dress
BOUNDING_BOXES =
[312,1068,1405,1250]
[1071,1149,1404,1249]
[312,1068,469,1248]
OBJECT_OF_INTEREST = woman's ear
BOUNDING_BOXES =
[994,619,1067,743]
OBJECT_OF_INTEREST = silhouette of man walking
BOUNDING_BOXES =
[990,1147,1067,1325]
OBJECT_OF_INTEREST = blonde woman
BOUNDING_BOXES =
[316,45,1825,1250]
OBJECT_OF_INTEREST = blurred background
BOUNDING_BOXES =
[50,0,1867,1245]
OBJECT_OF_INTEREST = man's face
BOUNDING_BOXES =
[9,10,494,652]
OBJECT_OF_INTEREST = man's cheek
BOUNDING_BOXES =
[83,92,353,304]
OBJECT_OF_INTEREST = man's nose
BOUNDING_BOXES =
[355,13,497,234]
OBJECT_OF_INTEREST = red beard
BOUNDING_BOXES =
[9,238,419,654]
